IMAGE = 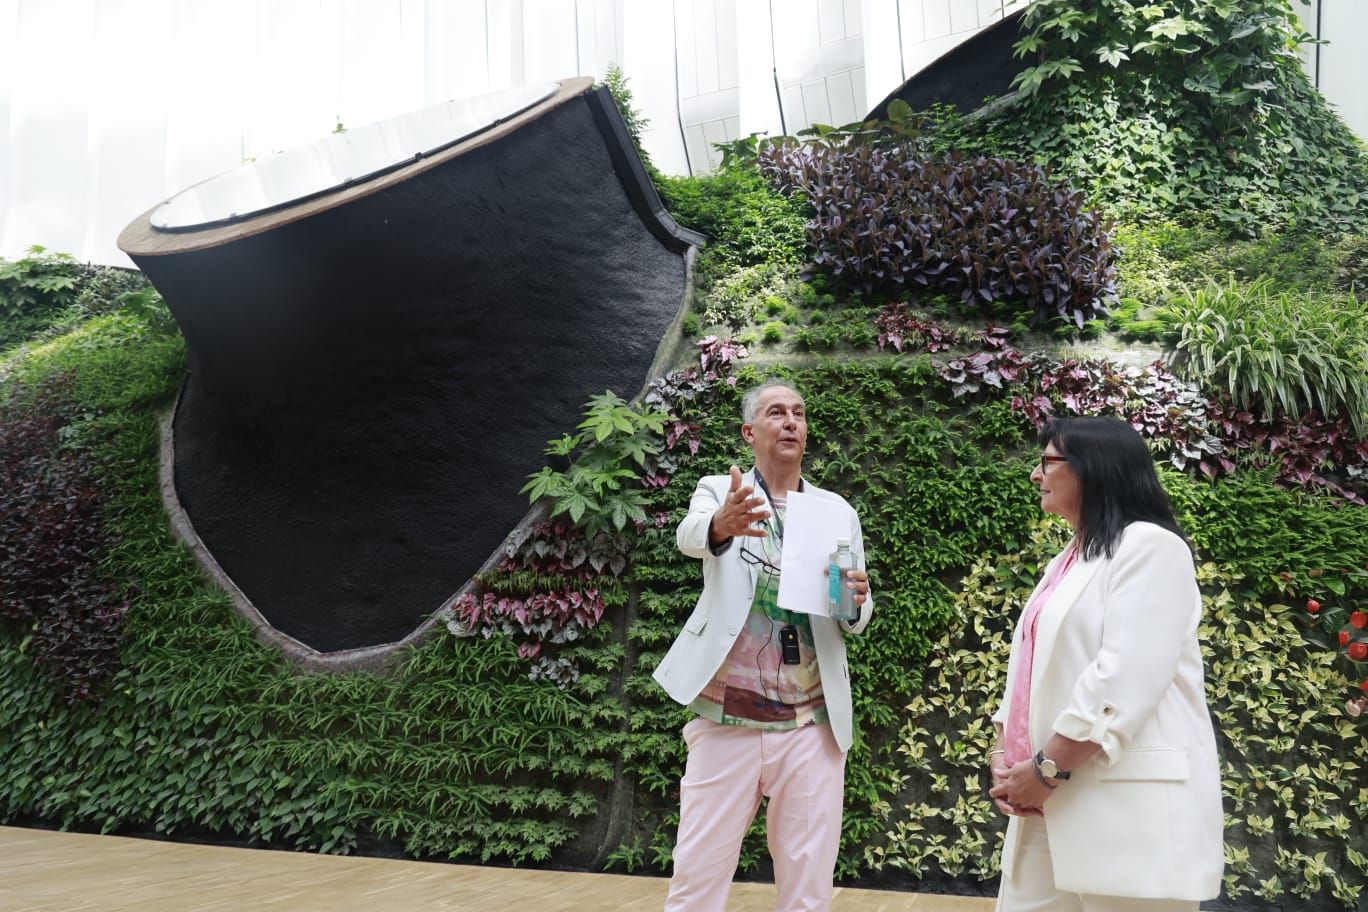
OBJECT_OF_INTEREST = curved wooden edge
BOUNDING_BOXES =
[120,77,597,258]
[154,254,699,675]
[158,392,538,674]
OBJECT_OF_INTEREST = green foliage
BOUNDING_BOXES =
[3,257,1367,908]
[624,357,1042,879]
[0,322,618,864]
[0,247,80,350]
[695,263,796,332]
[792,306,880,351]
[952,0,1368,236]
[601,62,654,174]
[1109,220,1368,343]
[116,287,178,337]
[1167,470,1368,595]
[658,166,808,275]
[1166,278,1368,433]
[522,391,666,538]
[868,514,1368,906]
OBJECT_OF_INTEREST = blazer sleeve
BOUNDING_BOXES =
[1051,525,1199,763]
[677,476,728,560]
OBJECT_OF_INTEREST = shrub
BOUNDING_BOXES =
[760,145,1117,327]
[1165,279,1368,435]
[658,166,809,274]
[875,305,1368,500]
[0,248,81,350]
[521,391,666,539]
[761,321,784,344]
[602,62,656,176]
[958,0,1368,236]
[0,375,124,702]
[697,262,793,332]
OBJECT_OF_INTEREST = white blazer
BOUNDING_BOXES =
[992,522,1224,901]
[652,470,873,752]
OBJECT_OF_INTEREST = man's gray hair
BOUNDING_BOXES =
[741,379,803,425]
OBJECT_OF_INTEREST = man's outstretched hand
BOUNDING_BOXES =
[708,466,771,546]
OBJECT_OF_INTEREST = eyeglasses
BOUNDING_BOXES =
[1038,454,1069,473]
[739,529,782,579]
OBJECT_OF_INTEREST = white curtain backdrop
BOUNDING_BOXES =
[0,0,1362,268]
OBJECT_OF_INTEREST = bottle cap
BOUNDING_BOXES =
[836,537,850,548]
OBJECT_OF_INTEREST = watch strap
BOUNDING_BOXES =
[1034,749,1071,781]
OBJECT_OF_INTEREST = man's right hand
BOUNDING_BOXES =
[707,466,771,546]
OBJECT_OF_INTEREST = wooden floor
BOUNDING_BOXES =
[0,826,994,911]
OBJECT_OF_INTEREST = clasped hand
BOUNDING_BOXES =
[988,757,1052,817]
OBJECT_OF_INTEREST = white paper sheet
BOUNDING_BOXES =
[776,488,848,616]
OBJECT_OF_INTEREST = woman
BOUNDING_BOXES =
[987,416,1223,911]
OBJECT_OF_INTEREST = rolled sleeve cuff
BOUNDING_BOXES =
[1052,703,1123,766]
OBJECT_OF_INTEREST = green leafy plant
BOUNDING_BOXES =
[960,0,1368,236]
[0,247,80,349]
[658,167,808,276]
[116,287,179,337]
[521,391,666,538]
[1166,278,1368,434]
[601,62,654,173]
[1297,567,1368,713]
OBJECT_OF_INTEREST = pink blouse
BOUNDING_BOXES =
[1003,542,1080,767]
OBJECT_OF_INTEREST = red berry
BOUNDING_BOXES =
[1306,599,1321,613]
[1350,642,1368,662]
[1353,611,1368,629]
[1361,679,1368,694]
[1340,630,1352,647]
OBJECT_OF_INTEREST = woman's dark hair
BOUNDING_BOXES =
[1038,416,1187,560]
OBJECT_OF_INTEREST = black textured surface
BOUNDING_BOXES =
[866,8,1028,121]
[137,93,690,651]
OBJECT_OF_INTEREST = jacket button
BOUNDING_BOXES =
[728,627,738,636]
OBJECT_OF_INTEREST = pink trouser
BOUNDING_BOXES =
[663,718,847,912]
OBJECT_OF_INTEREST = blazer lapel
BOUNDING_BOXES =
[1028,548,1104,703]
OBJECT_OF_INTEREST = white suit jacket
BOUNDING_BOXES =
[992,521,1224,900]
[652,470,873,752]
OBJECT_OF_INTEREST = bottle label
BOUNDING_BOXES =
[828,562,842,609]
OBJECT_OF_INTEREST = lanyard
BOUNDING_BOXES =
[751,466,802,546]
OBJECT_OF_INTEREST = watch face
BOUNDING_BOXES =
[1039,757,1058,777]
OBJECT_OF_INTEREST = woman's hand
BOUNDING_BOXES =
[988,758,1053,816]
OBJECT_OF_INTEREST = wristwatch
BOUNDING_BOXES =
[1034,750,1072,781]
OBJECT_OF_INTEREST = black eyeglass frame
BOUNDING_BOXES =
[737,521,782,577]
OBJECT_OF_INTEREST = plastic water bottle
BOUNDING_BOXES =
[828,537,858,622]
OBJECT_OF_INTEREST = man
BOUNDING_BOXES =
[653,378,874,912]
